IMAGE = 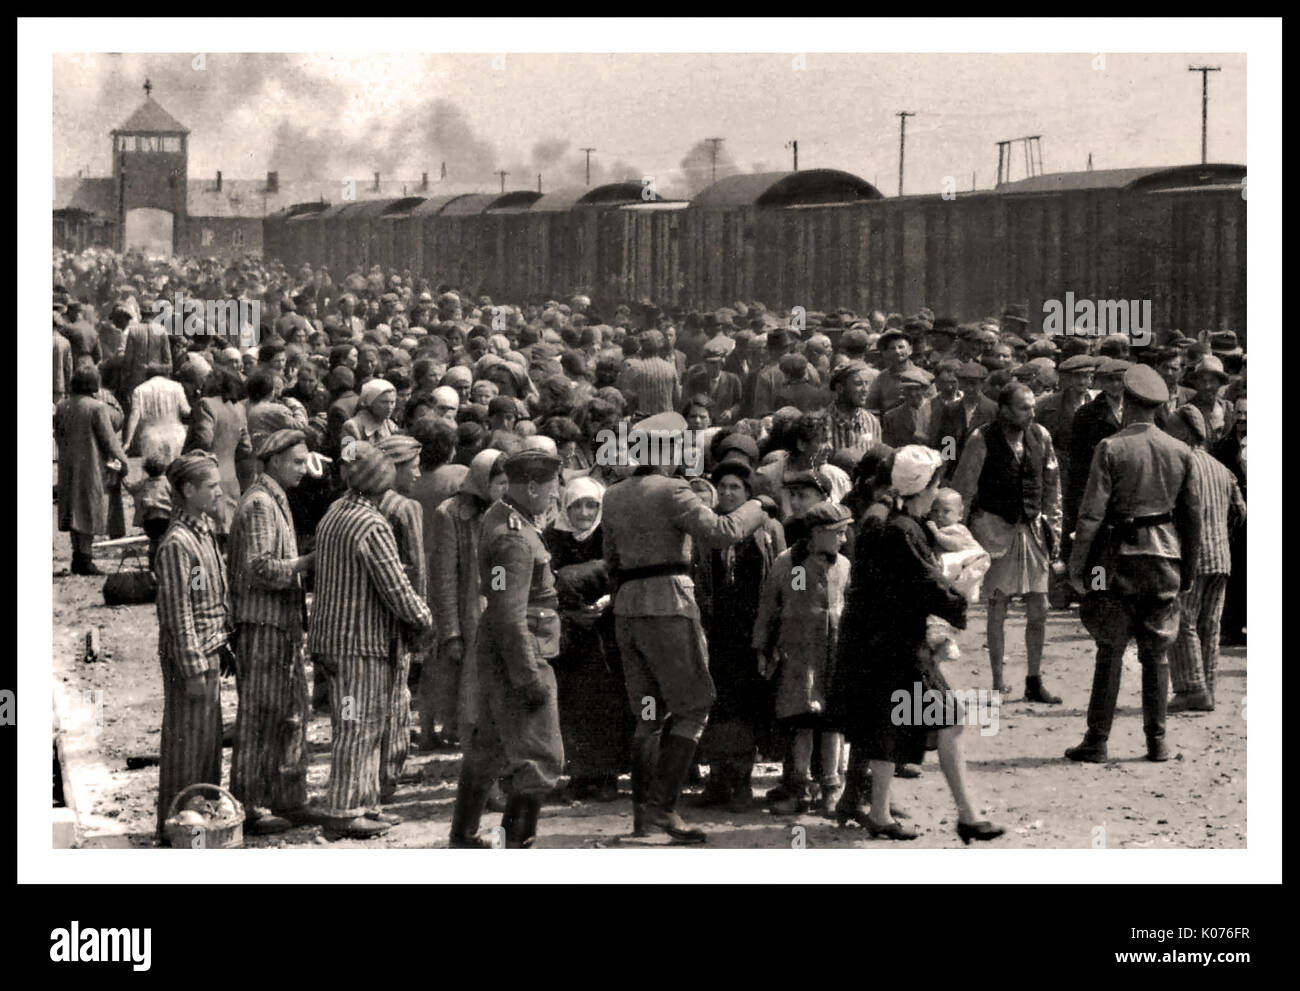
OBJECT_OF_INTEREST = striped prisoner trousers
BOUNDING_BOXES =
[322,654,393,818]
[1169,574,1229,698]
[156,657,223,842]
[380,651,412,793]
[231,623,309,815]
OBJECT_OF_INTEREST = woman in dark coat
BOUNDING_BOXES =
[55,366,130,575]
[184,368,252,541]
[692,460,785,810]
[829,445,1004,844]
[543,477,631,801]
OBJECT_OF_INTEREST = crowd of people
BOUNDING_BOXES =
[52,246,1247,847]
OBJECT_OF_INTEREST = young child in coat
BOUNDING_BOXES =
[754,501,852,815]
[125,452,173,571]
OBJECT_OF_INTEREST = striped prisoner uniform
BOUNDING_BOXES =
[154,508,230,840]
[309,490,433,818]
[1169,448,1247,698]
[616,355,680,417]
[227,474,309,815]
[823,402,882,460]
[377,488,427,793]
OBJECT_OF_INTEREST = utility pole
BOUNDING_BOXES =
[1087,152,1093,171]
[785,140,798,171]
[1188,65,1221,164]
[580,148,596,186]
[705,137,725,184]
[496,170,509,193]
[537,173,542,194]
[896,112,915,196]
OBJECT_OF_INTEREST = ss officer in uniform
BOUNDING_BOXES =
[449,449,565,849]
[1065,366,1202,763]
[602,412,767,843]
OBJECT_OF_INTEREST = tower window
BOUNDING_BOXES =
[140,136,159,152]
[162,136,181,152]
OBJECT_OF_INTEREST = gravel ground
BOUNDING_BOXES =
[52,495,1246,851]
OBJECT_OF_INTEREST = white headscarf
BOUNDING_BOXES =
[554,475,605,542]
[891,445,944,497]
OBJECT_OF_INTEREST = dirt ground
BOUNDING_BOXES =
[52,485,1247,851]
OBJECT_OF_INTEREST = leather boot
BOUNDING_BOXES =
[1142,656,1170,761]
[504,794,541,848]
[1066,643,1124,760]
[630,735,658,837]
[1024,676,1062,705]
[645,734,707,843]
[725,763,754,812]
[449,766,493,849]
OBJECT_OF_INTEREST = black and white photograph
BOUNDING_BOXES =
[17,18,1279,915]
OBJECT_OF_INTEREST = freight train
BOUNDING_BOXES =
[263,163,1246,336]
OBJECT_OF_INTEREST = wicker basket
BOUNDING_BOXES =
[163,783,245,849]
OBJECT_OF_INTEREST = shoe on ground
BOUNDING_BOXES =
[894,763,922,779]
[643,806,707,843]
[245,811,292,835]
[366,809,403,825]
[323,816,391,840]
[1064,740,1109,762]
[1146,739,1170,762]
[276,805,332,827]
[1024,677,1062,705]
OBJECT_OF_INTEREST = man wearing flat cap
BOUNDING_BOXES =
[822,360,882,460]
[602,411,768,842]
[1188,355,1237,450]
[375,434,429,806]
[684,334,744,424]
[451,449,565,849]
[154,451,232,843]
[309,440,434,840]
[1153,348,1196,430]
[864,327,931,415]
[1066,365,1202,763]
[227,430,318,834]
[881,367,934,448]
[752,329,820,418]
[1035,354,1097,564]
[931,362,997,480]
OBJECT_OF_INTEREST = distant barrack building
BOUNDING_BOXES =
[52,87,491,260]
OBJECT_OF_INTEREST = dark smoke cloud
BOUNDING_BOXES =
[678,139,739,197]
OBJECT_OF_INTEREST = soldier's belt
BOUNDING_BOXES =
[1107,512,1174,545]
[616,562,691,583]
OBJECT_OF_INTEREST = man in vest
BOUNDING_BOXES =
[951,382,1063,704]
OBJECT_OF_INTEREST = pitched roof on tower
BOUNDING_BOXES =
[113,96,189,135]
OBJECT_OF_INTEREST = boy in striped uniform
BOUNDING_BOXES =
[154,452,231,845]
[376,434,428,803]
[309,441,434,840]
[227,429,317,834]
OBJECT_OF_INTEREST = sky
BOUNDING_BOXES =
[52,52,1246,200]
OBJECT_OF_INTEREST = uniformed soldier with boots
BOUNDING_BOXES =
[601,412,767,843]
[1065,366,1202,763]
[449,449,565,849]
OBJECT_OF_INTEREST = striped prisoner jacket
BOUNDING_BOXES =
[308,490,433,658]
[155,508,230,679]
[228,474,305,634]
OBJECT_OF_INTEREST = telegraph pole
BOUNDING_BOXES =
[496,170,509,193]
[1188,65,1221,164]
[896,111,915,196]
[580,148,596,186]
[705,137,725,184]
[537,173,542,194]
[785,140,798,171]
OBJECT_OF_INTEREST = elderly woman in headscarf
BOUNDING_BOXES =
[543,476,631,802]
[829,445,1004,844]
[342,378,398,446]
[426,448,508,751]
[691,459,786,810]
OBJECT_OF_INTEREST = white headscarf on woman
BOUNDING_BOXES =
[553,475,605,542]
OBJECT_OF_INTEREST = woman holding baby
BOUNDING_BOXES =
[829,445,1004,844]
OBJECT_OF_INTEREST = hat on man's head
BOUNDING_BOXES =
[488,396,519,418]
[782,468,831,497]
[877,328,912,350]
[716,431,760,463]
[703,333,735,360]
[1000,333,1028,349]
[1001,303,1029,326]
[898,367,930,389]
[633,411,688,436]
[1058,354,1098,374]
[344,440,396,495]
[710,459,753,489]
[840,328,870,355]
[1025,337,1059,359]
[1095,357,1132,377]
[1172,404,1208,446]
[1210,331,1243,357]
[1098,335,1131,358]
[166,451,219,492]
[502,448,563,484]
[1192,355,1231,383]
[1123,365,1169,407]
[804,501,853,531]
[956,361,988,381]
[767,329,793,350]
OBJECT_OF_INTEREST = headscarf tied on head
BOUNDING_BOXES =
[553,475,605,542]
[166,450,219,493]
[891,445,944,498]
